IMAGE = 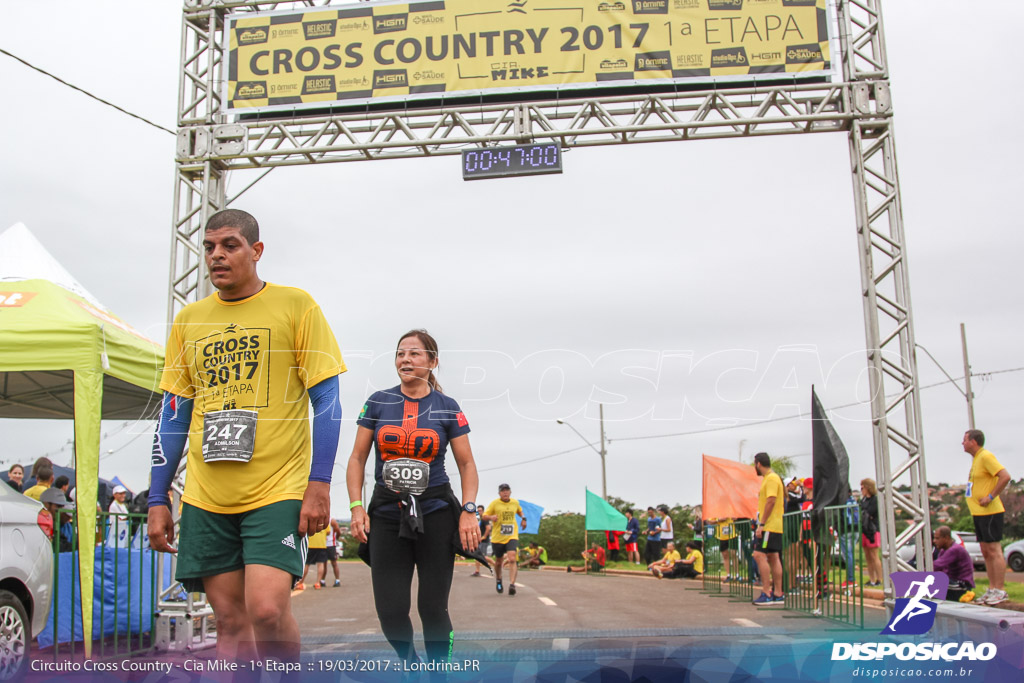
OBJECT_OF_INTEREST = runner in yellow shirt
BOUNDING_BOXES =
[483,483,527,596]
[147,209,345,663]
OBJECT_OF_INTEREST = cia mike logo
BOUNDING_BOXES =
[883,571,949,635]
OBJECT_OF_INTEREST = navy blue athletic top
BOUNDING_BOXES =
[357,386,471,518]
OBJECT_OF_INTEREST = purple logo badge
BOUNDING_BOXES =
[883,572,949,635]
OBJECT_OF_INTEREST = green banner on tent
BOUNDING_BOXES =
[585,488,627,531]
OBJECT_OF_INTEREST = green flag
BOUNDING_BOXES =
[585,489,627,531]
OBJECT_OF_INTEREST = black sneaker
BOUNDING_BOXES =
[496,580,503,594]
[509,584,516,596]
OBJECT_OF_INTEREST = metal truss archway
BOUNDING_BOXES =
[169,0,930,602]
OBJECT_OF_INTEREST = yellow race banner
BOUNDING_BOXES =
[225,0,833,113]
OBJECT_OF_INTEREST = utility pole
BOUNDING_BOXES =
[961,323,976,429]
[599,403,607,500]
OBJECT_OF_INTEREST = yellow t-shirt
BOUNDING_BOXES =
[23,484,47,501]
[758,472,786,534]
[663,549,681,564]
[686,549,704,574]
[485,498,523,544]
[967,448,1006,516]
[716,518,736,541]
[160,284,345,514]
[307,528,328,549]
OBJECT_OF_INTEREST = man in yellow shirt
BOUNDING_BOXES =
[714,518,737,582]
[752,452,785,605]
[648,541,681,578]
[963,429,1011,606]
[147,209,345,663]
[483,483,527,596]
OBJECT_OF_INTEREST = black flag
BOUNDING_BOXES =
[811,386,851,533]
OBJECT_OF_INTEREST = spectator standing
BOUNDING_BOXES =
[23,464,54,500]
[752,452,785,605]
[962,429,1011,606]
[859,478,883,587]
[644,507,662,565]
[840,488,859,590]
[6,464,24,492]
[658,505,674,546]
[605,530,623,562]
[623,510,641,564]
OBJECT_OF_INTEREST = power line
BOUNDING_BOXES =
[478,444,592,473]
[0,47,175,136]
[610,366,1024,443]
[485,366,1024,473]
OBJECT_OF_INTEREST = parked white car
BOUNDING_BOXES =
[0,483,53,680]
[1004,539,1024,574]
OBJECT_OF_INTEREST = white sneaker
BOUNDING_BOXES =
[984,589,1008,606]
[973,589,994,604]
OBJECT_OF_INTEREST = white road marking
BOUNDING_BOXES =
[326,618,358,622]
[513,582,529,589]
[731,618,761,628]
[358,629,378,635]
[538,597,557,606]
[552,638,570,651]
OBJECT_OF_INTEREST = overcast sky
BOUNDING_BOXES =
[1,1,1021,516]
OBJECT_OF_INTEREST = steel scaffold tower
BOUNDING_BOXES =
[167,0,927,613]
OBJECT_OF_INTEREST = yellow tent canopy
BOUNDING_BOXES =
[0,223,163,656]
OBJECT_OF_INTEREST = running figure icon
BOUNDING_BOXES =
[888,575,939,632]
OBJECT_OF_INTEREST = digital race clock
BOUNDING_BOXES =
[461,143,563,181]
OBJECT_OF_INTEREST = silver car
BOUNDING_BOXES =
[896,530,985,569]
[0,483,53,680]
[1004,539,1024,574]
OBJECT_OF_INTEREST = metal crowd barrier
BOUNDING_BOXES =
[702,507,864,628]
[46,510,158,658]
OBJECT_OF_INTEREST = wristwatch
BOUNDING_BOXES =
[462,502,477,514]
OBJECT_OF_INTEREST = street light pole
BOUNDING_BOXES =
[960,323,976,430]
[557,404,608,499]
[598,404,607,500]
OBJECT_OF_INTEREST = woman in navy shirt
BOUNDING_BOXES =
[347,330,480,667]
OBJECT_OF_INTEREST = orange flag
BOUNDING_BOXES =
[702,454,760,521]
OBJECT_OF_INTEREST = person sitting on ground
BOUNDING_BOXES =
[662,541,704,579]
[23,464,54,500]
[647,541,681,578]
[568,542,606,573]
[932,525,975,601]
[519,541,547,568]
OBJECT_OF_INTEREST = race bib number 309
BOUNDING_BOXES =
[383,458,429,495]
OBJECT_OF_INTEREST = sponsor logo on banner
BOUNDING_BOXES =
[413,14,445,25]
[600,58,629,70]
[235,82,268,99]
[786,43,824,63]
[632,0,668,14]
[708,0,743,10]
[635,51,671,71]
[338,19,370,32]
[0,292,36,307]
[303,20,337,40]
[831,572,998,663]
[782,0,817,6]
[750,50,782,61]
[302,75,336,95]
[676,53,704,66]
[598,1,627,10]
[413,70,446,81]
[374,13,408,34]
[374,69,409,88]
[237,27,269,46]
[674,0,701,7]
[271,26,301,40]
[711,47,748,67]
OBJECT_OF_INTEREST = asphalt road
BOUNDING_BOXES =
[290,561,888,660]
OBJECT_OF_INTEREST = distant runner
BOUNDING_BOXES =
[483,484,527,596]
